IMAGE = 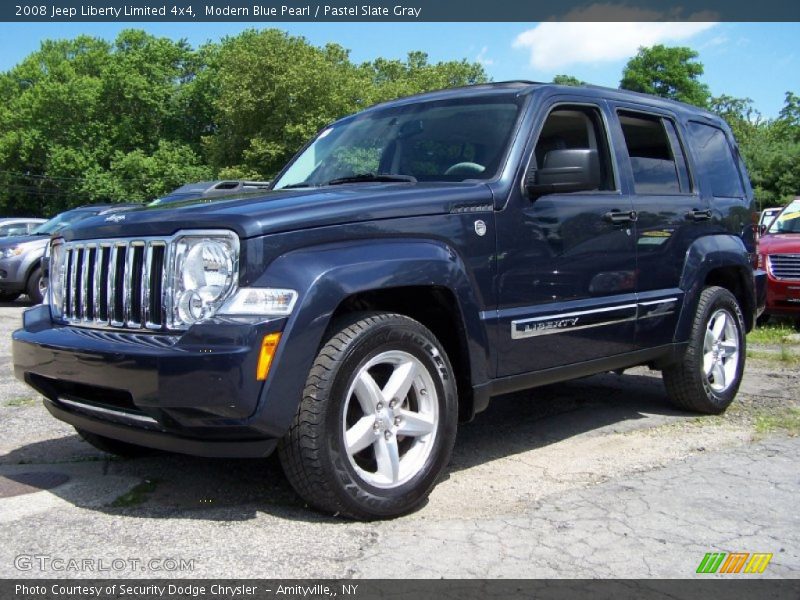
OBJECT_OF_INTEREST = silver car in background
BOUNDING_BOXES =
[0,204,138,303]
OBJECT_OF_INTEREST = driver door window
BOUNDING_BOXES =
[533,107,616,192]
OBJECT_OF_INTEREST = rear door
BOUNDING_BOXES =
[607,104,709,348]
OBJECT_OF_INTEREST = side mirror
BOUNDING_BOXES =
[526,149,601,198]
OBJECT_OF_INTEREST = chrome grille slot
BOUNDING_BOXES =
[57,238,169,330]
[769,254,800,280]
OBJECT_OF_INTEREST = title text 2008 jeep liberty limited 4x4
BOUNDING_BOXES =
[13,82,766,519]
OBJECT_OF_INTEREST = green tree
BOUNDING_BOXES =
[363,51,487,104]
[0,30,212,215]
[552,74,584,87]
[204,31,487,178]
[620,45,711,107]
[0,28,488,214]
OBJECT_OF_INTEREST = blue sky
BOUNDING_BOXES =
[0,21,797,117]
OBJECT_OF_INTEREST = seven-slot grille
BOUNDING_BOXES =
[59,239,168,329]
[769,254,800,280]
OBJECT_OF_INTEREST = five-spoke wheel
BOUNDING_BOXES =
[278,312,458,520]
[664,286,745,414]
[343,350,438,488]
[703,309,740,393]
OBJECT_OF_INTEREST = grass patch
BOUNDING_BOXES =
[747,348,800,365]
[4,396,37,407]
[110,479,158,508]
[748,322,799,345]
[754,407,800,437]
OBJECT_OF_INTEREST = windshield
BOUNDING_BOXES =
[31,209,96,235]
[767,200,800,234]
[273,94,525,189]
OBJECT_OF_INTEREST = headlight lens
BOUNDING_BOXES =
[170,232,238,327]
[2,246,24,258]
[48,240,65,317]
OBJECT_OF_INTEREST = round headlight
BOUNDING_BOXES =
[172,234,238,327]
[181,240,234,300]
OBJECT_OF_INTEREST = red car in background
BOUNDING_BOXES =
[758,197,800,328]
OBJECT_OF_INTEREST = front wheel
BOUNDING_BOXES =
[26,267,46,304]
[663,286,746,414]
[278,312,458,520]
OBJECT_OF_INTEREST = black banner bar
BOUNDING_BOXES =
[4,580,800,600]
[2,0,800,22]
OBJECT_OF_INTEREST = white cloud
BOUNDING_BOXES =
[476,46,494,66]
[513,10,718,71]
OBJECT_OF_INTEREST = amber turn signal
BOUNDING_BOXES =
[256,333,282,381]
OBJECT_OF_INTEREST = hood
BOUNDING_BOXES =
[61,182,494,241]
[758,234,800,254]
[0,234,49,250]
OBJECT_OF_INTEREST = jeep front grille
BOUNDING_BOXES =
[769,254,800,280]
[58,239,168,329]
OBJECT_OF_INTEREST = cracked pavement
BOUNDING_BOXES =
[0,302,798,578]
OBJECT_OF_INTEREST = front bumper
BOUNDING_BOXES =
[764,272,800,317]
[12,304,287,457]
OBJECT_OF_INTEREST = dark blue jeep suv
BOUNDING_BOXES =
[12,82,766,519]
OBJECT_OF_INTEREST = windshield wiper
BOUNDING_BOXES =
[326,173,417,186]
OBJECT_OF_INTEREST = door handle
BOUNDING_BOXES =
[686,209,712,222]
[603,210,637,224]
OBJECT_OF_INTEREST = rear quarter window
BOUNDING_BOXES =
[686,122,744,198]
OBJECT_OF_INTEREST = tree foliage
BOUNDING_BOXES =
[0,29,486,216]
[620,44,711,107]
[1,33,796,215]
[552,74,584,87]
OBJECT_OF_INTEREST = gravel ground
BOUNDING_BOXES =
[0,299,798,578]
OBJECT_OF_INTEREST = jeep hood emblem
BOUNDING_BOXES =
[105,214,126,223]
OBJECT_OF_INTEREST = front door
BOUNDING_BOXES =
[494,101,638,377]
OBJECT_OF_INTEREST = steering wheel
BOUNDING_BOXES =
[444,162,486,177]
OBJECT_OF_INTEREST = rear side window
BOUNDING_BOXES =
[618,112,691,194]
[686,122,744,198]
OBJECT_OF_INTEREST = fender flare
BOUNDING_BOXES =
[246,238,490,437]
[674,234,757,342]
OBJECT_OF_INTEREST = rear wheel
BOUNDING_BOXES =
[278,312,458,520]
[75,428,156,458]
[0,291,20,302]
[663,286,745,414]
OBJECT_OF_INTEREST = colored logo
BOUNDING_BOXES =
[696,552,773,574]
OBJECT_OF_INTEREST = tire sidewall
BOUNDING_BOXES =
[27,267,44,304]
[323,316,457,517]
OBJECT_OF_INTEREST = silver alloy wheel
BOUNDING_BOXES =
[38,276,48,297]
[703,308,740,393]
[342,350,439,489]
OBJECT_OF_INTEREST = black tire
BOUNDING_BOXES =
[0,291,20,302]
[26,266,46,304]
[278,312,458,520]
[76,428,156,458]
[756,313,770,327]
[662,286,746,414]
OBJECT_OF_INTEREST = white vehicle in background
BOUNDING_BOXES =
[759,207,783,232]
[0,218,46,237]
